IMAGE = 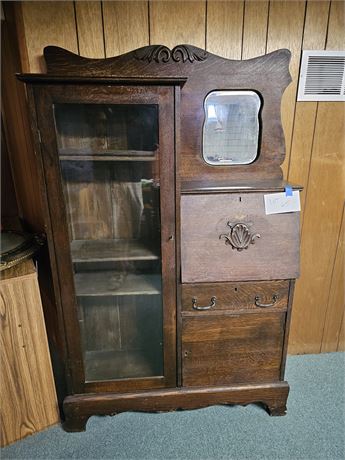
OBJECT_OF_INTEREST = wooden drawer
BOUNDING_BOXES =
[181,280,289,314]
[181,193,300,283]
[182,312,285,387]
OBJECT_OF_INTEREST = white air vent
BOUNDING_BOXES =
[297,50,345,101]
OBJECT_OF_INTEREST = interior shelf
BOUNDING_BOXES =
[75,271,161,297]
[85,349,162,381]
[71,239,159,263]
[59,148,156,162]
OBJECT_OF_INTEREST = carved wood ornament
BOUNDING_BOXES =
[219,222,261,251]
[134,45,208,63]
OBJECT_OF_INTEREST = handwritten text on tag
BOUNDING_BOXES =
[264,191,301,215]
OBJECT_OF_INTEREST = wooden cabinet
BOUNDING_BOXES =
[0,260,59,446]
[19,44,301,431]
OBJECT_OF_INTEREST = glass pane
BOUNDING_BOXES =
[54,103,163,382]
[203,90,261,165]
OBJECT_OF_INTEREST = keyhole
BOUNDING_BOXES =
[184,351,189,357]
[239,196,242,202]
[234,287,238,292]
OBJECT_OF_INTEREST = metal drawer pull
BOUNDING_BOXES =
[192,296,216,310]
[254,294,278,308]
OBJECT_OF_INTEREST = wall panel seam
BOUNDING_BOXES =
[147,0,151,45]
[286,0,308,180]
[205,0,208,50]
[324,0,333,50]
[337,310,344,350]
[73,1,80,56]
[100,1,107,58]
[324,0,332,50]
[264,1,270,54]
[300,102,319,234]
[299,0,331,233]
[320,202,345,351]
[240,1,246,60]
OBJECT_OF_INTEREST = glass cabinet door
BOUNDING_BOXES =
[39,86,176,389]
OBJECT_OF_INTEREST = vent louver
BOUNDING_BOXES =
[297,50,345,101]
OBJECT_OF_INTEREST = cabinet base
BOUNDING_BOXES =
[63,381,289,432]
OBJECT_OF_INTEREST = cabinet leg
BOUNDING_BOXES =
[63,413,90,432]
[266,403,287,416]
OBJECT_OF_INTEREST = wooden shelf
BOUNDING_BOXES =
[71,239,159,263]
[59,148,156,162]
[75,271,161,297]
[85,349,162,382]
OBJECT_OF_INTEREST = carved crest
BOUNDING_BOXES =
[219,222,260,251]
[135,45,208,64]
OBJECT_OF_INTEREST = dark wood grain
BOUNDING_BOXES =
[182,312,285,386]
[84,349,161,382]
[62,162,113,240]
[80,297,121,352]
[80,294,164,386]
[75,272,161,297]
[182,280,289,314]
[25,84,71,400]
[174,85,183,388]
[63,382,290,431]
[84,376,166,394]
[17,75,188,86]
[34,86,85,393]
[1,122,19,220]
[181,192,300,282]
[61,158,157,241]
[1,3,44,231]
[71,239,159,263]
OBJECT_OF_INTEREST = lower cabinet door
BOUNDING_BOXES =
[182,312,285,386]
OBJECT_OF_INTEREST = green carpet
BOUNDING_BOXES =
[2,352,344,460]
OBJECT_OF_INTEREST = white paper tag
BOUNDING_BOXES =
[264,191,301,215]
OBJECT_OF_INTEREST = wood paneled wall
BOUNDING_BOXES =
[14,0,344,354]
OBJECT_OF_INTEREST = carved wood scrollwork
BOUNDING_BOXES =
[219,222,260,251]
[135,45,208,64]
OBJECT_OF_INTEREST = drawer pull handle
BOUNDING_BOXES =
[192,296,216,310]
[254,294,278,308]
[219,222,260,251]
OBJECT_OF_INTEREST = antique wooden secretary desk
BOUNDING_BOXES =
[19,44,301,431]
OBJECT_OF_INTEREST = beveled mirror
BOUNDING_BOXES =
[202,90,261,165]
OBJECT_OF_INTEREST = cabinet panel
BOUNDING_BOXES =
[182,312,285,386]
[181,193,299,282]
[182,280,289,314]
